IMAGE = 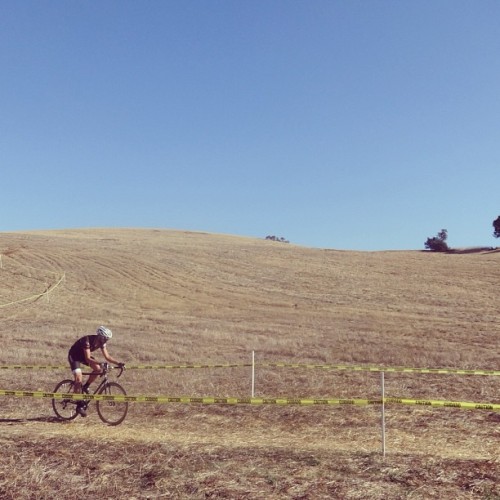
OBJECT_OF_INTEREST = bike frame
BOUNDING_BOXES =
[79,362,123,396]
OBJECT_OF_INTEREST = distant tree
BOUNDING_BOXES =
[493,216,500,238]
[265,235,289,243]
[424,229,449,252]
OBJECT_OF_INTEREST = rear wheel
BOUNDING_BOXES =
[52,379,79,420]
[96,381,128,425]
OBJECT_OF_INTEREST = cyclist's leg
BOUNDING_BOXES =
[69,354,87,416]
[85,356,101,389]
[68,354,83,392]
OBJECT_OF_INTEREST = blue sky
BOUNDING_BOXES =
[1,1,499,250]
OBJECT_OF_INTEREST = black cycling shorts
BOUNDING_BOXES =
[68,353,95,372]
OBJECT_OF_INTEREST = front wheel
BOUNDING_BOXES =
[52,379,79,421]
[96,381,128,426]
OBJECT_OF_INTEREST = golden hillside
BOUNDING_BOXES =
[1,228,498,368]
[0,228,499,499]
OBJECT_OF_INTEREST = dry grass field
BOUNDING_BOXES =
[0,228,499,499]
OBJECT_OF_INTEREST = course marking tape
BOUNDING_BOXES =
[1,362,499,376]
[0,366,67,370]
[383,397,500,410]
[0,363,251,370]
[256,363,500,376]
[126,363,252,370]
[1,389,499,410]
[0,272,65,309]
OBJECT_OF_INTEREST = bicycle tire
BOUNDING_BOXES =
[96,381,128,426]
[52,379,79,421]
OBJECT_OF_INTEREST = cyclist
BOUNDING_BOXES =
[68,326,125,417]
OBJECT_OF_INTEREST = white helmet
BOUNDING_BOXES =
[96,325,112,339]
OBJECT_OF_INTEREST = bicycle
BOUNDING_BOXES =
[51,362,128,425]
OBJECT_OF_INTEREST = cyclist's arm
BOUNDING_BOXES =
[83,347,93,364]
[101,345,121,365]
[83,348,101,371]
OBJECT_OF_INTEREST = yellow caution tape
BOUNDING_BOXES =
[257,363,500,376]
[383,397,500,410]
[0,272,65,308]
[1,389,499,410]
[0,366,66,370]
[1,362,499,376]
[0,363,251,370]
[126,363,251,370]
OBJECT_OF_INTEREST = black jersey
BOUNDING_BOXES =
[68,335,106,362]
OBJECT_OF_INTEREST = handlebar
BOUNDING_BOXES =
[116,364,125,378]
[99,362,125,378]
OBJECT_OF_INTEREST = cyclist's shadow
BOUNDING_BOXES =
[0,416,62,424]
